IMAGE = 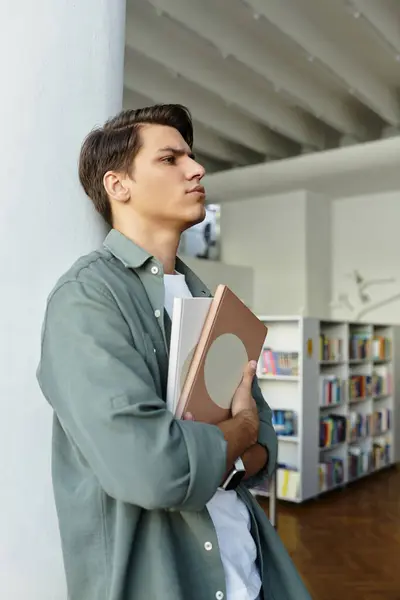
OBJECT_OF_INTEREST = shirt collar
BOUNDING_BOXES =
[103,228,212,298]
[103,229,152,269]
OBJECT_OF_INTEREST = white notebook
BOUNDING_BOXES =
[166,296,212,414]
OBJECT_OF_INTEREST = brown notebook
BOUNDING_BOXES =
[174,284,268,423]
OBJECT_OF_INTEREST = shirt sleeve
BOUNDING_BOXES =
[243,375,278,489]
[37,280,227,512]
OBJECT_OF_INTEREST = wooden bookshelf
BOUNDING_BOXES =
[251,316,400,503]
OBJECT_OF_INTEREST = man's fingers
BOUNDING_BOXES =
[241,360,257,387]
[183,411,195,421]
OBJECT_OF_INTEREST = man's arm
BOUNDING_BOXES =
[242,443,268,480]
[37,280,255,512]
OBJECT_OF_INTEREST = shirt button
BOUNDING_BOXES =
[151,265,159,275]
[204,541,212,551]
[154,309,161,318]
[215,592,224,600]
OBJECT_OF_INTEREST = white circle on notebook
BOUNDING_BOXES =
[204,334,248,408]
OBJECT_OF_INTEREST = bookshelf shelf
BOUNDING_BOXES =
[251,316,400,504]
[258,374,299,382]
[278,435,299,443]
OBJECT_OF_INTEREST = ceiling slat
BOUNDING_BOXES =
[125,4,326,149]
[124,48,295,157]
[349,0,400,55]
[246,0,400,125]
[145,0,368,137]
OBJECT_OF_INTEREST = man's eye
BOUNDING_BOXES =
[162,156,176,164]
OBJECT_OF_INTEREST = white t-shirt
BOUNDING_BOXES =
[163,271,262,600]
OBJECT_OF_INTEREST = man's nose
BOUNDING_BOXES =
[188,159,205,180]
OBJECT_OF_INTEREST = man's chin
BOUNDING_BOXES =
[183,207,206,230]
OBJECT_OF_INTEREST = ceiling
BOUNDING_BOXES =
[124,0,400,173]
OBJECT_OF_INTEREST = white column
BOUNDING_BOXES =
[0,1,126,598]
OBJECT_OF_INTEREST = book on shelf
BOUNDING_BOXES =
[272,409,297,437]
[320,375,344,407]
[319,334,343,361]
[372,441,391,469]
[348,411,371,442]
[167,284,268,423]
[253,463,300,501]
[372,371,392,396]
[349,332,371,360]
[349,374,372,400]
[371,408,391,435]
[318,458,344,492]
[348,441,391,479]
[259,348,299,376]
[277,466,300,501]
[319,414,347,448]
[348,447,371,479]
[372,335,391,360]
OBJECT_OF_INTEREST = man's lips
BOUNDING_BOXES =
[187,185,205,195]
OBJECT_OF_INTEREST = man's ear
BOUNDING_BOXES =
[103,170,131,204]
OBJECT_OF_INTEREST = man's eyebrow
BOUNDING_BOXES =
[157,146,195,160]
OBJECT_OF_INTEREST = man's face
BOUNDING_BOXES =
[123,124,206,232]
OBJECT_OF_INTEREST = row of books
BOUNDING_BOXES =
[318,334,392,362]
[371,408,391,435]
[272,409,297,437]
[348,447,371,479]
[349,374,372,400]
[254,464,300,501]
[348,442,391,479]
[325,409,392,445]
[320,375,345,407]
[318,458,344,492]
[319,415,347,448]
[259,348,299,376]
[348,411,370,442]
[349,333,371,360]
[319,334,343,362]
[372,336,392,360]
[372,372,392,396]
[320,374,393,405]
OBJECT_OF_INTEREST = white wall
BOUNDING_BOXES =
[305,193,331,319]
[183,256,254,307]
[221,191,308,315]
[332,190,400,323]
[220,190,332,317]
[0,1,126,598]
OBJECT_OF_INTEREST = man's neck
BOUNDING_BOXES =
[113,219,180,275]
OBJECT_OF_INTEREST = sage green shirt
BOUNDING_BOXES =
[37,229,311,600]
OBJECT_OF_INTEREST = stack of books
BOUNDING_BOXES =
[166,284,268,423]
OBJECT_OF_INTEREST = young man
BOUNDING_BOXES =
[37,105,311,600]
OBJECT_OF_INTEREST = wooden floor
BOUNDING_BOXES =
[259,465,400,600]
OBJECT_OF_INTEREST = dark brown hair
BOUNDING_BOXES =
[78,104,194,225]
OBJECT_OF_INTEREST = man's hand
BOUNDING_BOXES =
[231,360,260,445]
[183,361,261,475]
[215,360,260,470]
[242,444,268,480]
